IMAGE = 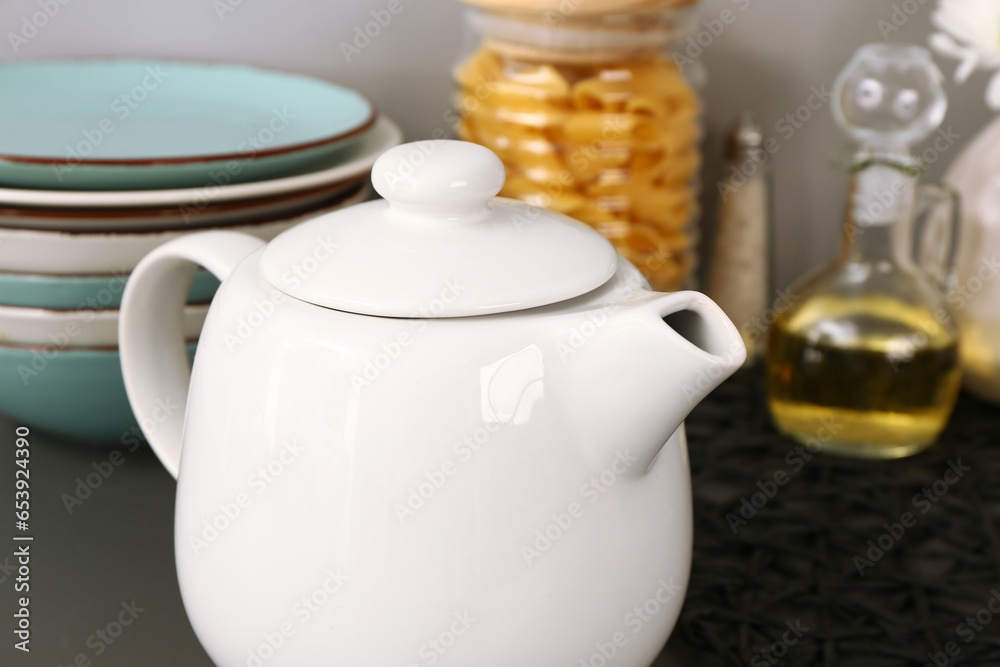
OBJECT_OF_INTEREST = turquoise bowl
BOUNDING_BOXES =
[0,343,196,444]
[0,270,219,309]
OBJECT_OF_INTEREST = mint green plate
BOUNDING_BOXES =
[0,343,196,444]
[0,59,375,190]
[0,270,219,309]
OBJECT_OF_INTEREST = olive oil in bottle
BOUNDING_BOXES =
[767,294,961,458]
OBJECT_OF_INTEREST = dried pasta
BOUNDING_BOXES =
[454,47,701,290]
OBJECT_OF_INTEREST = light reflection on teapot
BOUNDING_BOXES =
[481,345,546,425]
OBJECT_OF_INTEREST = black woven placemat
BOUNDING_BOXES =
[679,368,1000,667]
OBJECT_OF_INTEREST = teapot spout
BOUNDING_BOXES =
[560,291,746,470]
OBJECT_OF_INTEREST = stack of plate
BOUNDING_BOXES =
[0,59,402,443]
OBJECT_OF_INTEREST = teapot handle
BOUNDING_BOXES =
[119,231,265,479]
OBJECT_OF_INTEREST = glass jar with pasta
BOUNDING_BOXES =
[453,0,703,291]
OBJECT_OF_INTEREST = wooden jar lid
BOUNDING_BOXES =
[458,0,699,14]
[464,2,698,63]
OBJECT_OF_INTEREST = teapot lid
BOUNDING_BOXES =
[259,141,619,317]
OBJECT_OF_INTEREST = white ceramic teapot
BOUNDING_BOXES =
[119,141,745,667]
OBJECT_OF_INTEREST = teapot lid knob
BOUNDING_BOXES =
[370,140,506,217]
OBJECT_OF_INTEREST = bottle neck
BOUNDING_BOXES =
[842,163,917,266]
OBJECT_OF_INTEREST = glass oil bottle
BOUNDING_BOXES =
[766,44,962,459]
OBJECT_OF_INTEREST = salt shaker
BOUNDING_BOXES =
[707,112,773,364]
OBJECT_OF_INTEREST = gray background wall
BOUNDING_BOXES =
[0,0,994,289]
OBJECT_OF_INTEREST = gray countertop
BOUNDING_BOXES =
[0,414,713,666]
